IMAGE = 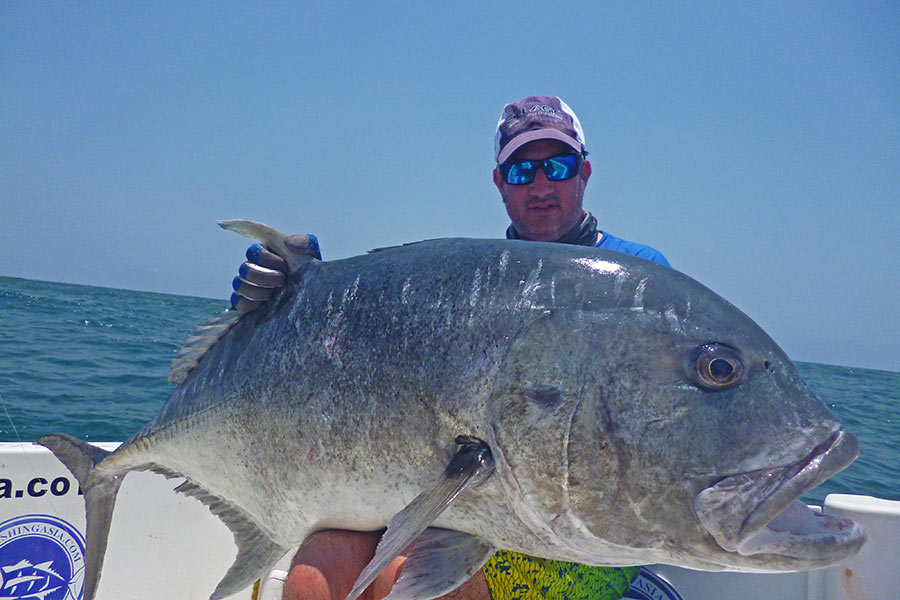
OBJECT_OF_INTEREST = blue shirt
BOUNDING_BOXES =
[595,231,670,267]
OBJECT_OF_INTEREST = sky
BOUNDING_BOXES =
[2,2,898,372]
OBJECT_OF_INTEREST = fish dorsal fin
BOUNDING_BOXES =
[367,238,447,254]
[168,309,242,385]
[169,219,319,386]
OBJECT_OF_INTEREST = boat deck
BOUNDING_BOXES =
[2,443,895,600]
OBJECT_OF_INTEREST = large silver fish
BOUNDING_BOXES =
[39,220,865,600]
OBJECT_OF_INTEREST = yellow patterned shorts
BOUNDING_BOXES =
[482,550,638,600]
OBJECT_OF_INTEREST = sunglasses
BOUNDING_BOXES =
[498,153,584,185]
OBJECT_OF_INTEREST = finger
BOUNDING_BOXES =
[246,243,289,271]
[370,555,406,600]
[284,233,322,260]
[232,277,275,301]
[239,262,286,288]
[281,565,331,600]
[230,293,264,312]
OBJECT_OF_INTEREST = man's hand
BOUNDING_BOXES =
[230,235,320,312]
[282,530,491,600]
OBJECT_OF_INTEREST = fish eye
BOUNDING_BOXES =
[692,344,743,390]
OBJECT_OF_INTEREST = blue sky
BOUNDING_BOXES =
[2,2,898,372]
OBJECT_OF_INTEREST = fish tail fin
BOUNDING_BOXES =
[37,434,123,600]
[217,219,318,274]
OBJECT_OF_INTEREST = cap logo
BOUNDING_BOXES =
[506,104,563,124]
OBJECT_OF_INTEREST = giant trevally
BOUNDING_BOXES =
[39,220,865,600]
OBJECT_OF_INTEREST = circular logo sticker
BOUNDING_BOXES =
[624,566,684,600]
[0,514,86,600]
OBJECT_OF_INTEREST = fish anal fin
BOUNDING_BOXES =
[384,528,495,600]
[171,480,289,599]
[345,437,494,600]
[210,534,288,600]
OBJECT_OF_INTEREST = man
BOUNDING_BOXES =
[490,96,668,265]
[229,96,668,600]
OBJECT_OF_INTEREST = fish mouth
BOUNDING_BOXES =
[694,430,866,566]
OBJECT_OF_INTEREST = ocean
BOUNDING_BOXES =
[1,275,897,505]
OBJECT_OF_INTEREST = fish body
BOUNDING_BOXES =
[40,225,865,600]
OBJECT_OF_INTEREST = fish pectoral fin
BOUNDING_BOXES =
[383,528,495,600]
[172,480,289,600]
[345,436,494,600]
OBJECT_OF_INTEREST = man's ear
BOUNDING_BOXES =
[492,168,504,196]
[581,159,592,184]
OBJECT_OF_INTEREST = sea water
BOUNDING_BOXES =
[1,275,897,505]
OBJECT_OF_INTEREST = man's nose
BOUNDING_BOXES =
[530,168,554,193]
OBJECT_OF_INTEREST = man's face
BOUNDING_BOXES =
[493,139,592,242]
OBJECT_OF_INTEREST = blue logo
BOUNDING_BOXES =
[0,514,86,600]
[625,566,684,600]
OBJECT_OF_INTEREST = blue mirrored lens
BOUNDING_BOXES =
[505,161,536,185]
[545,155,578,181]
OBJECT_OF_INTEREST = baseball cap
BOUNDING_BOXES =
[494,95,586,164]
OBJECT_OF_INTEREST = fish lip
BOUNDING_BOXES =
[694,429,866,562]
[738,430,857,539]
